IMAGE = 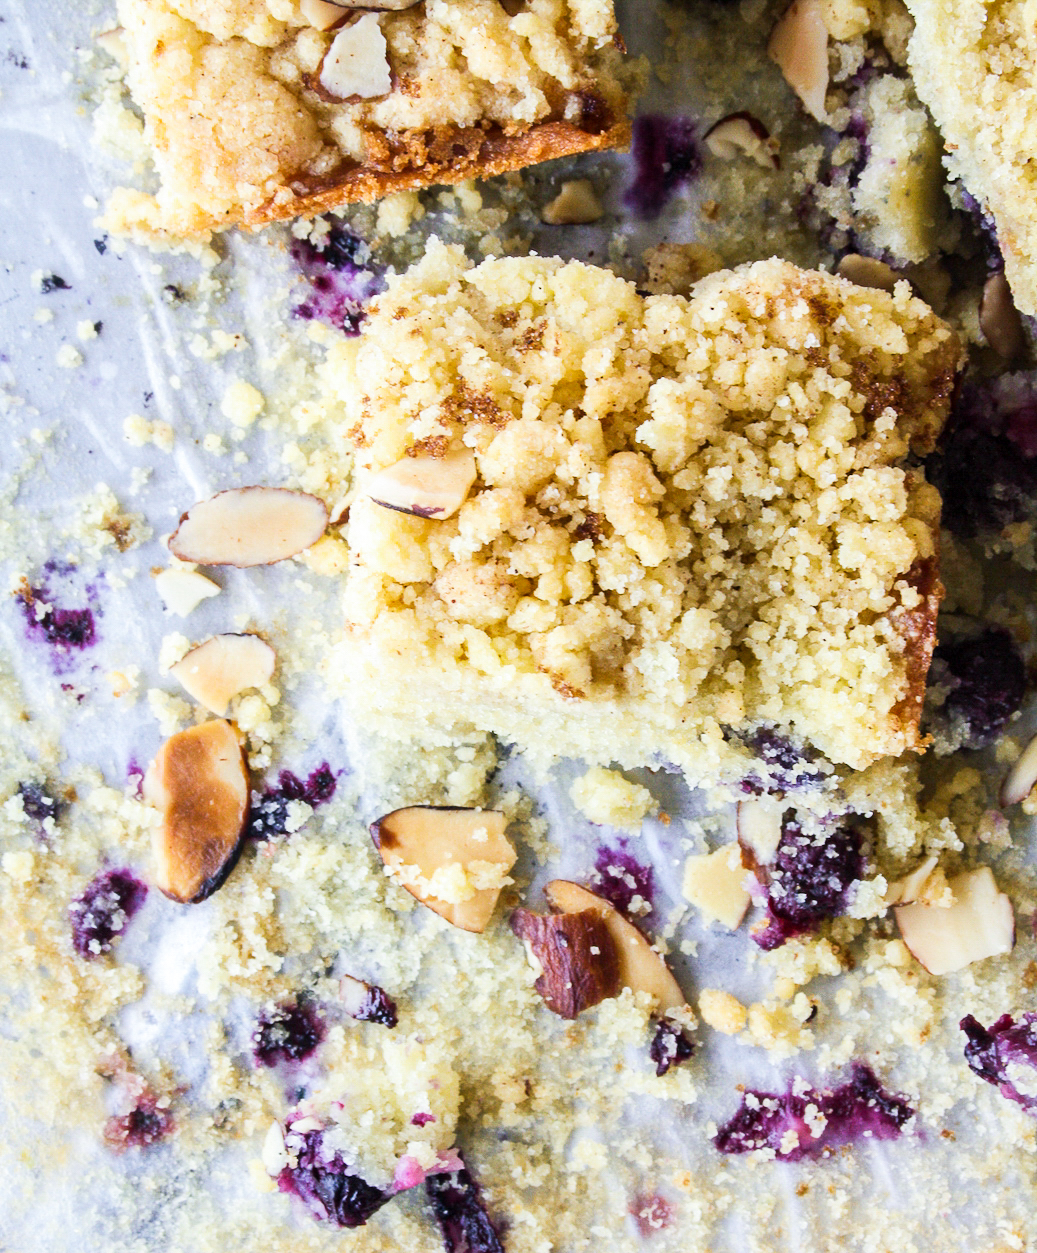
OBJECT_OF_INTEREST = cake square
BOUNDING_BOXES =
[104,0,628,238]
[330,244,961,786]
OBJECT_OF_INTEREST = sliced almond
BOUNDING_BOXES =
[169,633,276,717]
[768,0,828,123]
[1001,730,1037,806]
[154,567,221,617]
[300,0,351,30]
[703,113,779,169]
[339,973,398,1026]
[142,720,250,904]
[682,843,751,930]
[370,807,516,933]
[541,179,604,225]
[544,880,687,1013]
[895,866,1015,976]
[736,797,784,868]
[980,272,1024,361]
[836,254,898,292]
[169,487,328,567]
[318,13,391,102]
[365,449,477,520]
[884,854,940,907]
[510,907,620,1018]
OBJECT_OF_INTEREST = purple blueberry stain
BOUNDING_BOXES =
[425,1158,505,1253]
[355,985,398,1029]
[624,115,702,219]
[291,225,384,336]
[252,1000,325,1067]
[753,816,864,951]
[928,629,1026,749]
[714,1064,914,1160]
[961,1013,1037,1112]
[737,726,826,794]
[69,869,147,959]
[278,1117,391,1227]
[411,1112,436,1127]
[17,780,63,826]
[649,1018,694,1077]
[104,1094,174,1151]
[592,841,654,917]
[247,762,338,841]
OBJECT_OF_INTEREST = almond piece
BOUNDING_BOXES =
[682,843,751,930]
[300,0,351,30]
[736,797,784,868]
[544,880,687,1013]
[980,272,1024,361]
[370,806,516,933]
[768,0,828,123]
[510,907,620,1018]
[339,974,398,1026]
[169,633,276,716]
[154,567,221,617]
[169,487,328,567]
[836,254,898,292]
[142,720,250,904]
[365,449,477,520]
[895,866,1015,976]
[1001,730,1037,806]
[318,13,391,102]
[703,113,779,169]
[541,179,604,225]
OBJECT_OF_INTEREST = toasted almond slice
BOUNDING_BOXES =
[703,113,779,169]
[836,254,898,292]
[142,720,250,904]
[154,567,221,617]
[544,880,687,1013]
[1001,730,1037,806]
[169,487,328,567]
[895,866,1015,976]
[510,908,620,1018]
[169,634,276,717]
[300,0,351,30]
[768,0,828,122]
[736,797,784,867]
[370,806,516,933]
[366,449,477,520]
[541,179,604,225]
[682,843,751,930]
[318,13,391,101]
[980,272,1024,361]
[884,854,940,907]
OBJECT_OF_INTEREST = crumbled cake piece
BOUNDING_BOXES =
[334,242,960,780]
[104,0,629,238]
[905,0,1037,314]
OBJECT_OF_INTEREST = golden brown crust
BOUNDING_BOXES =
[246,116,631,228]
[890,553,944,752]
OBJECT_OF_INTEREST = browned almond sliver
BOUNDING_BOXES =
[768,0,828,123]
[836,254,899,292]
[979,272,1024,361]
[169,633,276,717]
[318,13,392,101]
[544,880,687,1013]
[541,179,604,225]
[142,720,250,904]
[703,113,779,169]
[735,797,784,868]
[365,449,477,520]
[895,866,1015,976]
[370,806,516,933]
[169,487,328,567]
[510,907,620,1018]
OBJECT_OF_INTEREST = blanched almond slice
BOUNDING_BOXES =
[541,179,604,225]
[544,880,687,1013]
[836,254,898,292]
[704,113,779,169]
[169,633,275,716]
[169,487,328,567]
[884,854,940,907]
[510,908,620,1018]
[154,567,221,617]
[366,449,477,520]
[318,13,391,101]
[682,843,751,930]
[768,0,828,122]
[300,0,351,30]
[1001,730,1037,806]
[370,807,516,933]
[142,720,250,904]
[895,866,1015,976]
[980,272,1024,361]
[736,797,784,867]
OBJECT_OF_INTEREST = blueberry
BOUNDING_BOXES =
[246,762,338,841]
[278,1121,391,1227]
[593,842,654,917]
[649,1018,694,1076]
[737,726,826,794]
[69,869,147,959]
[961,1013,1037,1112]
[624,115,702,220]
[252,1001,324,1067]
[714,1064,913,1159]
[290,227,384,335]
[104,1096,173,1150]
[17,780,62,824]
[425,1160,505,1253]
[356,985,398,1028]
[930,629,1026,748]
